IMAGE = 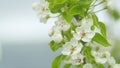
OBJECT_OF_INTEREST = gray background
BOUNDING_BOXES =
[0,0,120,68]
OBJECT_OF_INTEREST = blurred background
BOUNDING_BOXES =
[0,0,120,68]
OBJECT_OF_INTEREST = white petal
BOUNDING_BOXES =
[32,2,41,11]
[73,33,81,41]
[62,42,71,55]
[108,57,116,65]
[71,53,84,65]
[83,63,93,68]
[70,38,78,46]
[113,64,120,68]
[73,44,83,55]
[86,31,95,38]
[96,57,107,64]
[82,37,91,42]
[52,33,62,43]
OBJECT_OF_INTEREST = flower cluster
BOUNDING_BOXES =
[33,0,120,68]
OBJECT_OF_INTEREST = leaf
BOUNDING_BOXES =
[62,12,73,23]
[92,33,110,47]
[108,9,120,20]
[48,0,67,13]
[79,0,94,8]
[95,64,104,68]
[63,64,71,68]
[83,46,95,63]
[98,22,106,38]
[92,13,99,27]
[52,54,66,68]
[76,64,83,68]
[49,40,64,51]
[68,5,85,17]
[54,0,67,4]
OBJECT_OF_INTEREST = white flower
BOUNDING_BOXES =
[71,53,84,65]
[73,26,95,42]
[32,0,49,13]
[108,57,120,68]
[51,27,63,43]
[55,17,70,31]
[38,13,50,23]
[81,18,93,27]
[73,18,95,42]
[113,64,120,68]
[91,44,111,64]
[32,0,50,23]
[83,63,93,68]
[52,33,63,43]
[62,38,83,56]
[92,51,110,64]
[49,26,63,43]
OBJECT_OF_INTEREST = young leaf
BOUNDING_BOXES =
[62,12,73,23]
[98,22,106,38]
[68,5,85,17]
[48,0,67,13]
[95,63,104,68]
[79,0,94,8]
[92,13,99,27]
[83,46,95,63]
[52,54,66,68]
[49,40,64,51]
[63,64,71,68]
[92,33,110,47]
[108,9,120,20]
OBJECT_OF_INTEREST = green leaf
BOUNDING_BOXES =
[52,54,66,68]
[108,9,120,20]
[83,46,95,63]
[62,12,73,23]
[68,5,85,17]
[79,0,94,8]
[92,13,99,27]
[48,0,67,13]
[95,64,104,68]
[49,40,64,51]
[92,33,110,47]
[63,64,71,68]
[54,0,67,4]
[76,64,83,68]
[98,22,106,38]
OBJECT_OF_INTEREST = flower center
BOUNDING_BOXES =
[81,32,86,37]
[70,46,76,52]
[76,59,81,63]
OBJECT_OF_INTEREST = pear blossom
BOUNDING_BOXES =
[92,51,110,64]
[52,33,62,43]
[73,26,95,42]
[49,26,63,43]
[32,0,50,23]
[73,18,95,42]
[71,53,84,65]
[55,17,70,31]
[108,57,120,68]
[62,38,83,56]
[91,44,111,64]
[38,13,50,23]
[32,0,49,13]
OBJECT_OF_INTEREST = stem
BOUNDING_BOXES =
[93,0,105,7]
[94,7,107,13]
[91,0,98,7]
[50,14,61,18]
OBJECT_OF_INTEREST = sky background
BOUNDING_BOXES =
[0,0,120,68]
